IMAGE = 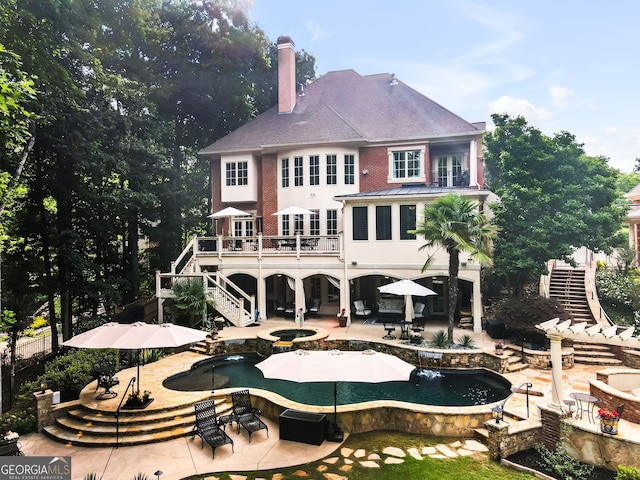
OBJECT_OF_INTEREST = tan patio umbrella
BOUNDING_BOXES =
[255,349,415,438]
[63,322,208,394]
[378,279,437,323]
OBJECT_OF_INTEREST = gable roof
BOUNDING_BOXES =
[200,70,484,157]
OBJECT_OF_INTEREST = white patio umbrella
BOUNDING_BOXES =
[255,349,415,432]
[63,322,208,393]
[207,206,252,218]
[271,205,314,216]
[378,279,437,323]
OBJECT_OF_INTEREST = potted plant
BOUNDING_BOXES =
[0,429,19,455]
[495,341,504,355]
[337,308,348,327]
[410,332,423,345]
[597,408,620,434]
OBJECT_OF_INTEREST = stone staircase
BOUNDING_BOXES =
[548,267,593,324]
[43,396,232,447]
[572,342,622,366]
[503,346,529,372]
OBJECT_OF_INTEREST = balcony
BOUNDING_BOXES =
[171,234,342,274]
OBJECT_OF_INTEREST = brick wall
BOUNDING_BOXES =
[261,153,278,235]
[590,380,640,424]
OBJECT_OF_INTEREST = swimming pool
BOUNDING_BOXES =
[270,329,317,341]
[163,353,512,407]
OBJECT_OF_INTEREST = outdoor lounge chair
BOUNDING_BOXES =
[308,298,321,317]
[353,300,372,318]
[231,389,269,442]
[413,302,426,319]
[193,400,234,459]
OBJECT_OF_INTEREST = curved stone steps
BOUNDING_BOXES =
[44,396,233,447]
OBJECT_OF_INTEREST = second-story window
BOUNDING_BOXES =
[352,206,368,240]
[225,163,236,186]
[400,204,417,240]
[281,158,289,188]
[376,205,392,240]
[344,154,355,185]
[327,209,337,235]
[294,156,304,186]
[309,155,319,185]
[310,210,320,235]
[326,154,337,185]
[392,150,421,179]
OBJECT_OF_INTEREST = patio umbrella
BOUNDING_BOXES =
[207,206,252,218]
[272,205,314,216]
[378,279,437,323]
[255,349,415,433]
[63,322,208,393]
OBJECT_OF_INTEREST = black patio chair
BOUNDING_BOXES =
[231,389,269,442]
[193,400,234,459]
[90,359,120,400]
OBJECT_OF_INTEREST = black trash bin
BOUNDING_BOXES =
[279,409,326,445]
[485,318,505,339]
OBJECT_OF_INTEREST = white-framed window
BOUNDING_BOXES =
[281,215,290,235]
[344,154,355,185]
[225,161,248,186]
[327,209,338,235]
[294,156,304,186]
[310,209,320,235]
[391,149,422,180]
[294,214,304,234]
[326,154,337,185]
[281,158,289,188]
[309,155,319,185]
[436,155,463,187]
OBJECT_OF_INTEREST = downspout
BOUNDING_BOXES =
[342,200,351,325]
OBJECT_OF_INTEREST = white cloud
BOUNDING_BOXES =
[578,126,640,172]
[306,20,328,42]
[487,96,552,121]
[549,86,574,107]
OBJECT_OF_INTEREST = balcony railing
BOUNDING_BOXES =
[172,234,342,274]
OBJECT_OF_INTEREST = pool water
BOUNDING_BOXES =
[163,353,511,407]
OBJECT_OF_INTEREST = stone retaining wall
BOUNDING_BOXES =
[590,379,640,424]
[623,350,640,369]
[485,418,542,460]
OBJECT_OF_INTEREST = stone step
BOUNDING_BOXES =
[573,356,623,366]
[43,423,193,447]
[473,427,489,441]
[506,362,529,372]
[573,343,612,352]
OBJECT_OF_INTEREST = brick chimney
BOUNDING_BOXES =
[277,36,296,114]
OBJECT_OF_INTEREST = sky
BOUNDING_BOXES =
[248,0,640,172]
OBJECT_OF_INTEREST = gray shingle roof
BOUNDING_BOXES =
[200,70,483,156]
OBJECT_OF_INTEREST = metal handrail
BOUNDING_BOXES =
[115,377,136,448]
[499,382,534,419]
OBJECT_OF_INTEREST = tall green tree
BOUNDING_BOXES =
[412,193,496,343]
[484,114,625,297]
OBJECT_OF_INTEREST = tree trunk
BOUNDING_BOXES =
[447,248,460,344]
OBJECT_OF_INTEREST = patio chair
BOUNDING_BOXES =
[413,302,426,319]
[308,299,321,317]
[90,359,120,400]
[193,400,234,459]
[353,300,372,318]
[231,389,269,442]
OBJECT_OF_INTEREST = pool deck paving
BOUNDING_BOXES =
[16,316,640,479]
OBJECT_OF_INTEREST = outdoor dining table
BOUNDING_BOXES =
[569,392,600,423]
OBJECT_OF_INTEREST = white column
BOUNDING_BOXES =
[469,139,478,187]
[472,276,482,333]
[295,277,305,326]
[548,334,564,408]
[257,276,266,321]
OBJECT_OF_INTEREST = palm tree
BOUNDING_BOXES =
[167,277,214,327]
[412,193,496,344]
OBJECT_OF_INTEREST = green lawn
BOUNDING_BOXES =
[185,431,537,480]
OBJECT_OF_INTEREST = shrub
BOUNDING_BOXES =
[494,295,570,345]
[617,465,640,480]
[30,316,49,330]
[535,443,593,480]
[42,349,119,401]
[430,330,448,348]
[457,334,475,348]
[0,410,36,435]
